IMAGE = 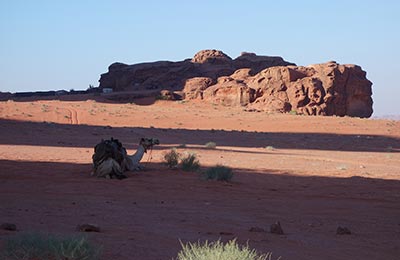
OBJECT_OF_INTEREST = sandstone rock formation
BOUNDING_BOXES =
[191,49,232,64]
[99,50,373,117]
[182,77,215,100]
[201,62,373,117]
[99,49,294,92]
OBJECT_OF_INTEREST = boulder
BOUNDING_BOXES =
[336,226,352,235]
[183,77,215,100]
[191,49,232,64]
[270,221,284,235]
[77,224,101,232]
[158,89,176,100]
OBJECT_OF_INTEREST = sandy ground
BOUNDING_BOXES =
[0,95,399,259]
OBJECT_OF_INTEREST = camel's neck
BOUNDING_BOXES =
[128,145,146,164]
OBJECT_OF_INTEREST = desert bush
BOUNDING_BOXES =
[155,94,171,100]
[204,141,217,149]
[386,146,394,152]
[176,239,276,260]
[0,232,101,260]
[265,146,275,151]
[180,152,200,172]
[41,104,50,112]
[203,165,233,181]
[164,148,180,168]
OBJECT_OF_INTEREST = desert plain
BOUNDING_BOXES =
[0,94,399,259]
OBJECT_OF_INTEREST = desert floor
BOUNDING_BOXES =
[0,95,399,259]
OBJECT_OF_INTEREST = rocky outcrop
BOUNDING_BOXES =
[99,49,294,92]
[99,50,373,117]
[183,77,215,100]
[191,49,232,64]
[203,76,255,106]
[233,52,295,75]
[197,62,373,117]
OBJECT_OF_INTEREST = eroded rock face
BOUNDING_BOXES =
[203,77,255,106]
[99,50,373,117]
[201,62,373,117]
[183,77,215,100]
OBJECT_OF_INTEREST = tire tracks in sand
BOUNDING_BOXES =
[67,108,79,125]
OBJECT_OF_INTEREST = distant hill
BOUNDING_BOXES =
[373,115,400,121]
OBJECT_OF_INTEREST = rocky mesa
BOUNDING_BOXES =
[99,50,373,117]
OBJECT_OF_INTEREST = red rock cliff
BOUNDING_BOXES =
[99,50,373,117]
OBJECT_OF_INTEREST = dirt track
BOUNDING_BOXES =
[0,97,399,259]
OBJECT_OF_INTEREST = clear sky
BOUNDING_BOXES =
[0,0,399,116]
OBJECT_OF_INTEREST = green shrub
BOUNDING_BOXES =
[181,152,200,172]
[1,232,101,260]
[164,148,181,168]
[204,142,217,149]
[176,239,275,260]
[203,165,233,181]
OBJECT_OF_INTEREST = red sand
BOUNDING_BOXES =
[0,96,399,259]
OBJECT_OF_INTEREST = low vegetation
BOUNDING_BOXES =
[163,148,180,168]
[0,232,101,260]
[163,149,201,172]
[203,165,233,181]
[204,141,217,149]
[180,152,200,172]
[176,239,277,260]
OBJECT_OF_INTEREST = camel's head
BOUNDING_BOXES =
[139,137,160,152]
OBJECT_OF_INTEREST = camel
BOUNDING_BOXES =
[121,137,160,171]
[91,137,159,179]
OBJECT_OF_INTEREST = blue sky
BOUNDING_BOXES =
[0,0,399,116]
